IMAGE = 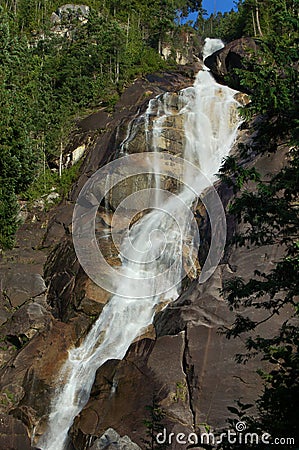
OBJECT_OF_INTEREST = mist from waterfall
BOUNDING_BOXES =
[37,39,241,450]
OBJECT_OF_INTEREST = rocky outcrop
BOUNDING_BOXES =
[0,273,46,310]
[0,300,51,347]
[162,29,201,66]
[204,37,258,90]
[56,4,90,19]
[51,4,90,29]
[90,428,141,450]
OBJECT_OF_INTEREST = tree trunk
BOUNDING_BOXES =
[126,14,130,46]
[255,0,263,36]
[116,51,119,83]
[109,55,113,82]
[59,140,63,178]
[251,9,257,35]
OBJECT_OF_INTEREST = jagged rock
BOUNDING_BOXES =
[0,273,46,308]
[0,311,92,443]
[0,300,52,348]
[58,4,90,16]
[70,333,194,449]
[204,37,258,90]
[56,4,90,20]
[90,428,141,450]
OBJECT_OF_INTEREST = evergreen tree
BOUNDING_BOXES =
[214,1,299,445]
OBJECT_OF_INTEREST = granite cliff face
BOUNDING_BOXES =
[68,128,289,450]
[0,60,290,450]
[0,66,200,447]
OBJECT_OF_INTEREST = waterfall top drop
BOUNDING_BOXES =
[202,37,224,62]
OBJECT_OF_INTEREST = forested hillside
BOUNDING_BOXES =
[0,0,200,249]
[2,0,297,250]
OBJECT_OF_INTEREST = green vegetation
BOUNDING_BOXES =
[23,161,82,202]
[213,1,299,447]
[174,380,188,402]
[199,0,298,44]
[0,0,201,249]
[0,389,16,406]
[143,397,169,450]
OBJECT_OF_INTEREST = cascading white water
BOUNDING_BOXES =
[38,40,241,450]
[202,37,224,63]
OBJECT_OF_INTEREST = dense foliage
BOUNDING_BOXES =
[199,0,298,43]
[214,0,299,448]
[0,0,200,249]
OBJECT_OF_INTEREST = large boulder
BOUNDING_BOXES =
[204,37,258,90]
[70,333,194,450]
[90,428,141,450]
[0,296,56,375]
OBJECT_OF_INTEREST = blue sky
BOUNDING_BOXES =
[184,0,237,24]
[203,0,237,15]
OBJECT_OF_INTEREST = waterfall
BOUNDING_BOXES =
[38,40,241,450]
[202,37,224,62]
